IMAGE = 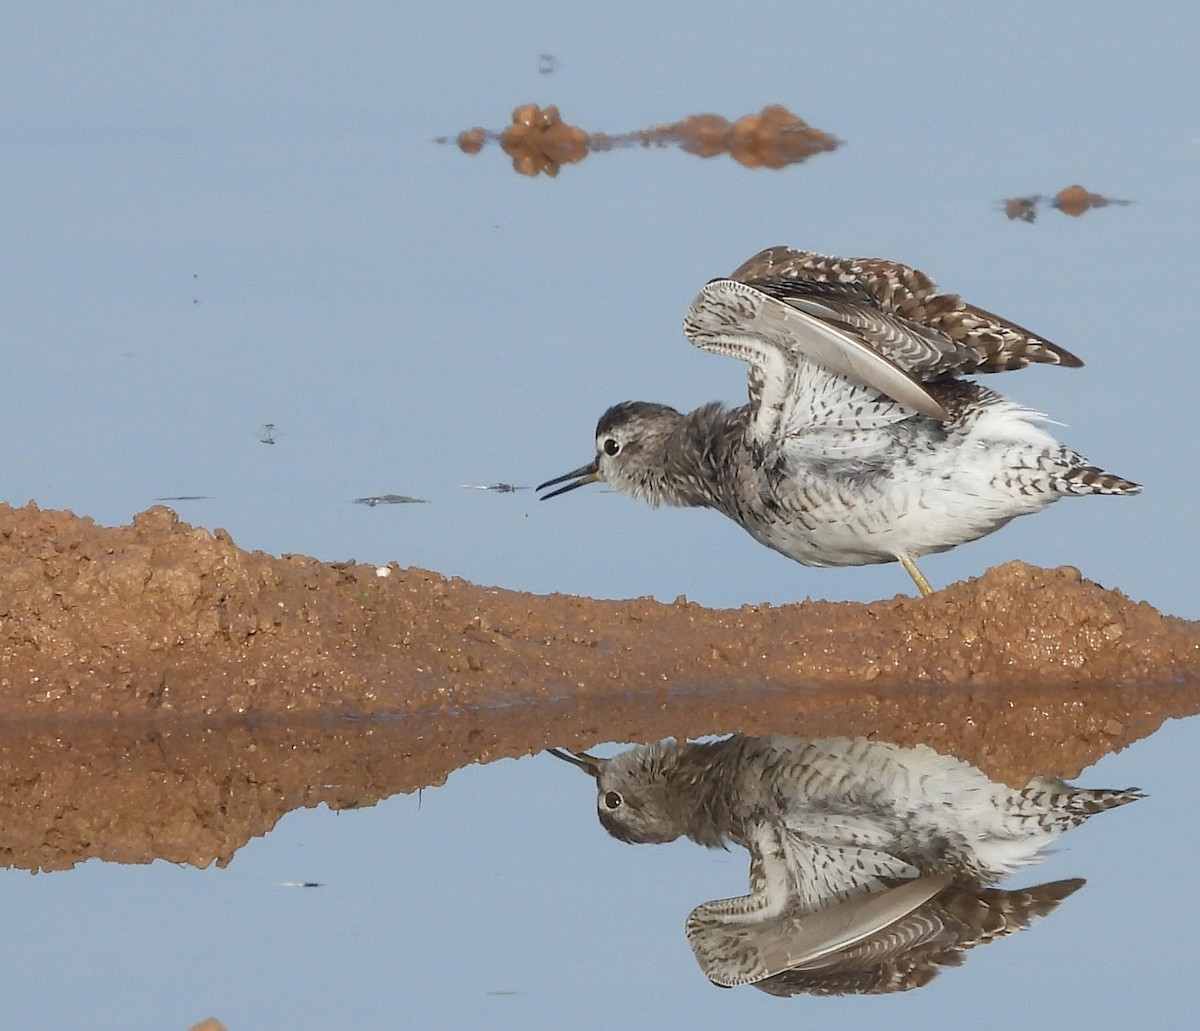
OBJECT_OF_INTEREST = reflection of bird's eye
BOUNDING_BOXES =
[603,438,620,456]
[604,790,622,810]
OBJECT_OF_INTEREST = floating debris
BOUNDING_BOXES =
[442,103,840,178]
[537,53,558,75]
[259,423,279,445]
[353,494,429,506]
[155,495,211,502]
[1002,186,1132,222]
[459,483,529,493]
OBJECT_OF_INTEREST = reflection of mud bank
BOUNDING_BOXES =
[0,686,1185,873]
[0,714,491,871]
[1004,186,1132,222]
[444,103,840,176]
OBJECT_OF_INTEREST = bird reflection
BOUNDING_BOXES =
[551,735,1141,995]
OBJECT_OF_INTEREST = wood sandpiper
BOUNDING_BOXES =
[538,246,1140,595]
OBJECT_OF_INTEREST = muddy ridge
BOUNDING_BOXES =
[1,501,1197,870]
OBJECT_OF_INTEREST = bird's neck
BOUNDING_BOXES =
[635,403,745,509]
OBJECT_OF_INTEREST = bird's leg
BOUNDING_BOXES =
[898,554,934,597]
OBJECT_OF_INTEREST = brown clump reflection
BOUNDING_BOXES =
[1052,184,1132,216]
[456,127,485,155]
[1002,186,1132,222]
[500,103,590,177]
[1004,195,1041,223]
[444,103,840,177]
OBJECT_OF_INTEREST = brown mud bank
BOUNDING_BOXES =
[0,501,1197,870]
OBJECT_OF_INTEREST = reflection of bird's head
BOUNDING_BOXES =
[549,740,685,844]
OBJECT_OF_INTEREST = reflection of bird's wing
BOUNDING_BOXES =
[682,279,950,457]
[754,878,1085,997]
[688,875,949,988]
[685,821,939,988]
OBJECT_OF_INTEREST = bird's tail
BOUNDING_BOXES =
[1059,464,1141,495]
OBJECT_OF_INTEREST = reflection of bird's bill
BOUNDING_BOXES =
[536,461,600,500]
[547,747,603,777]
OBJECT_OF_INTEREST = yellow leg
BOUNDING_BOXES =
[898,554,934,597]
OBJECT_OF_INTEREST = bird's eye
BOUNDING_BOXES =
[603,438,620,456]
[603,790,622,810]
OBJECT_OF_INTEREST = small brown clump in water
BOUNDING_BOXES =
[727,105,839,169]
[674,114,732,157]
[1004,195,1041,222]
[1002,187,1132,221]
[1052,184,1132,217]
[499,104,589,177]
[447,104,840,177]
[457,128,485,154]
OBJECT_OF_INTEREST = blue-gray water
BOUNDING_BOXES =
[2,4,1197,1028]
[0,719,1192,1030]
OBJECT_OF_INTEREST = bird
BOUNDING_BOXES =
[550,734,1142,993]
[537,246,1140,595]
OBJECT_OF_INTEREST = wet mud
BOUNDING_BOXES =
[444,103,840,176]
[1,501,1197,871]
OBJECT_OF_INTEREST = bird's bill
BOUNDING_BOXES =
[536,461,600,500]
[547,748,603,777]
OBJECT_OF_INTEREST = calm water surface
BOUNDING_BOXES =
[3,3,1197,1028]
[0,716,1194,1029]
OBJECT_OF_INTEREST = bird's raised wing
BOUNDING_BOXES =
[730,245,1083,372]
[683,278,949,453]
[747,276,982,380]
